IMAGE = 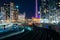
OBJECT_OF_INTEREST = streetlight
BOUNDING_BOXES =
[16,5,19,8]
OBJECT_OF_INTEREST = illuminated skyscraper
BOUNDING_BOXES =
[32,0,40,23]
[10,2,14,22]
[10,2,18,22]
[0,7,6,20]
[40,0,57,18]
[35,0,38,18]
[3,3,10,20]
[40,0,47,18]
[40,0,60,23]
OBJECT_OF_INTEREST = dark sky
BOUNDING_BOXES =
[0,0,40,18]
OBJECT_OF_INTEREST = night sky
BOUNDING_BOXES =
[0,0,40,18]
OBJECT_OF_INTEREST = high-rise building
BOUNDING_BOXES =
[10,2,18,22]
[40,0,48,19]
[3,3,10,20]
[40,0,60,23]
[0,7,6,20]
[40,0,58,18]
[0,2,26,23]
[35,0,38,18]
[10,2,14,22]
[32,0,40,23]
[13,9,18,22]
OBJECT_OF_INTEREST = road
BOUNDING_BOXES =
[0,27,60,40]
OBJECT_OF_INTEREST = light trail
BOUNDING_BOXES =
[0,29,24,39]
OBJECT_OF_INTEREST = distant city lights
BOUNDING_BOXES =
[58,2,60,4]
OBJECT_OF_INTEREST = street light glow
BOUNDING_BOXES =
[58,2,60,4]
[16,5,19,8]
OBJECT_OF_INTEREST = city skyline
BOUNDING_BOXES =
[0,0,40,18]
[0,2,26,23]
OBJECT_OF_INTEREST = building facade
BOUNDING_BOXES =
[40,0,60,23]
[18,12,25,23]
